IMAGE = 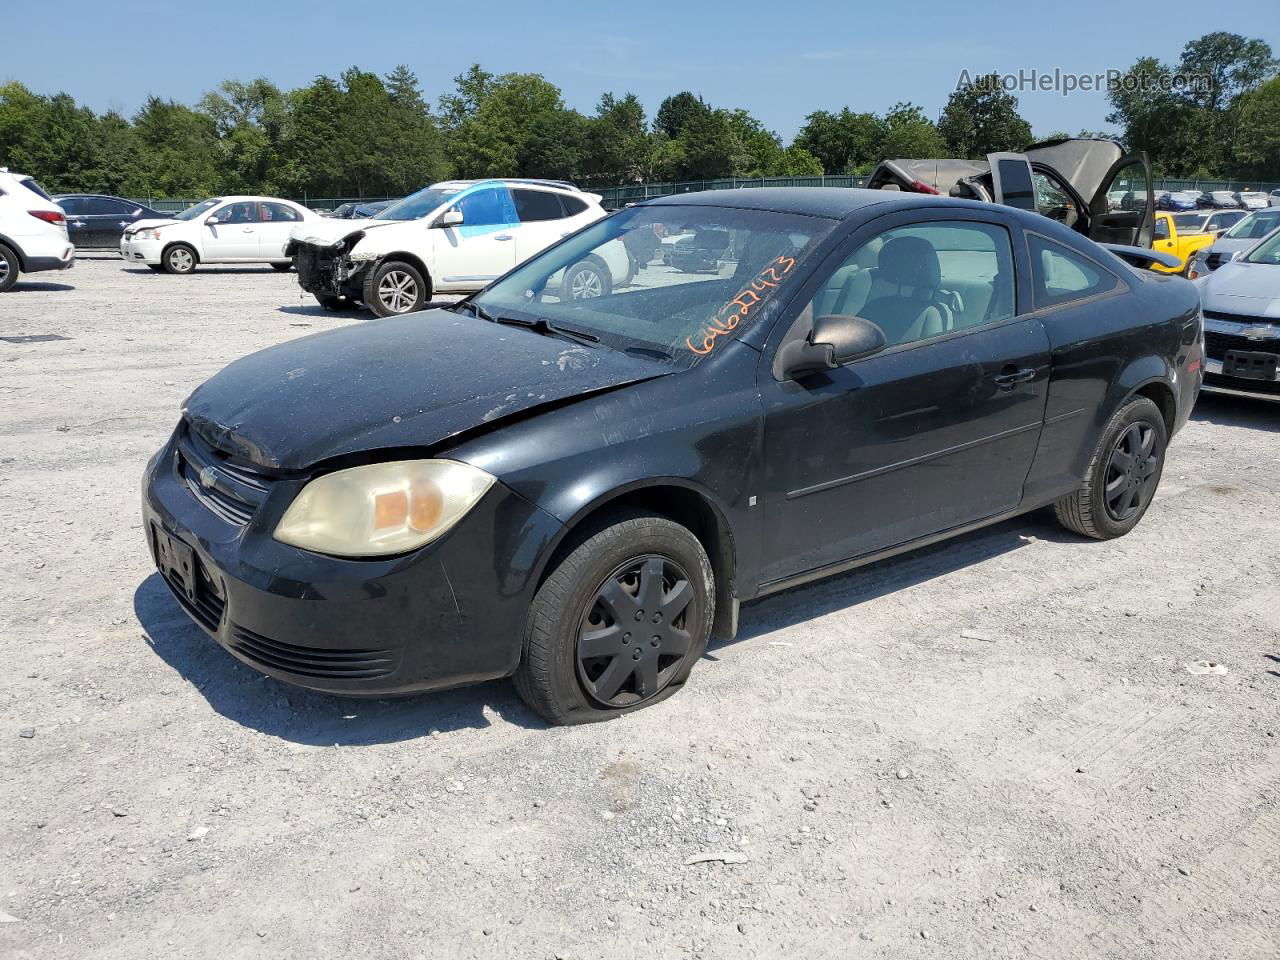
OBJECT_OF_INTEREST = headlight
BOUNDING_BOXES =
[274,460,495,558]
[137,228,163,241]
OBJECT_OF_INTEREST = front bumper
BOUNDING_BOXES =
[120,235,164,264]
[294,242,368,299]
[1203,314,1280,400]
[141,426,564,695]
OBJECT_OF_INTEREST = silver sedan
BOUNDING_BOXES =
[1195,224,1280,401]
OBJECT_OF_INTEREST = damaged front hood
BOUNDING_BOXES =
[183,309,669,471]
[289,217,395,247]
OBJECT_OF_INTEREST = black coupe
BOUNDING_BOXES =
[143,188,1203,724]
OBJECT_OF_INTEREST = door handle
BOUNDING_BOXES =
[494,234,513,241]
[242,227,255,233]
[993,366,1036,388]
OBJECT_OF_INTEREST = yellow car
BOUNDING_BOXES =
[1150,212,1222,274]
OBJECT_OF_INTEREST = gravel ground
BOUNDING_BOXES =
[2,257,1279,960]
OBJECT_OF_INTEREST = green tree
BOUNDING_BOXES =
[793,108,884,174]
[1234,76,1280,179]
[938,72,1033,157]
[878,103,946,160]
[584,93,651,184]
[655,92,709,139]
[130,96,220,196]
[1177,32,1276,113]
[383,65,448,190]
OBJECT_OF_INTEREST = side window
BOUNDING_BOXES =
[261,202,301,223]
[58,197,84,215]
[1028,234,1121,309]
[454,186,512,228]
[85,197,129,216]
[215,202,258,225]
[1101,160,1148,214]
[799,220,1017,350]
[513,189,564,222]
[560,195,589,217]
[1153,218,1170,241]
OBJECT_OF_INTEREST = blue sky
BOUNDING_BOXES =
[6,0,1277,141]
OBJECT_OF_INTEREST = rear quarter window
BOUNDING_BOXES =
[1028,234,1123,310]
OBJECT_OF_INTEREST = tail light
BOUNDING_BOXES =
[29,209,66,225]
[910,180,941,195]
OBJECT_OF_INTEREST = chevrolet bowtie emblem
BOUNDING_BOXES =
[1243,325,1278,340]
[198,466,218,489]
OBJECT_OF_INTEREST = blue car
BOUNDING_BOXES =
[1156,191,1199,212]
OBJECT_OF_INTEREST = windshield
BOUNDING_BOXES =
[1244,228,1280,265]
[470,204,837,368]
[374,187,460,222]
[1226,210,1280,240]
[174,198,222,221]
[1173,213,1208,232]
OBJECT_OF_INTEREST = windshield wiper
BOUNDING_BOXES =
[492,314,601,345]
[452,300,601,345]
[623,344,674,361]
[452,299,497,322]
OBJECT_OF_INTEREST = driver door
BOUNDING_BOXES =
[757,211,1049,585]
[202,201,261,260]
[430,184,518,291]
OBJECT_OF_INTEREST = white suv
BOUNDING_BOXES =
[119,196,319,274]
[289,179,621,316]
[0,168,75,292]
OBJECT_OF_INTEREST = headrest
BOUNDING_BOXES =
[877,236,941,290]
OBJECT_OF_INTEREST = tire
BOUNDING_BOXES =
[0,243,18,292]
[162,244,197,275]
[315,294,351,312]
[514,514,715,725]
[563,258,612,300]
[1054,396,1167,540]
[270,262,292,272]
[362,259,427,317]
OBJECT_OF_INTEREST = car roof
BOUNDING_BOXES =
[641,186,1023,221]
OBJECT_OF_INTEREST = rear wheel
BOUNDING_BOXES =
[1054,396,1167,540]
[363,260,427,316]
[0,243,19,292]
[162,244,197,275]
[514,514,714,725]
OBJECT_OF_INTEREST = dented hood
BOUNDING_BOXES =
[289,216,394,247]
[183,309,667,471]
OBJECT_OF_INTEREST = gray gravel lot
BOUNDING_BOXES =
[2,257,1279,959]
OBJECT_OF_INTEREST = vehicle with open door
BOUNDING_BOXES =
[866,138,1155,252]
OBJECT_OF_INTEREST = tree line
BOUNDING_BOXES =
[0,31,1274,201]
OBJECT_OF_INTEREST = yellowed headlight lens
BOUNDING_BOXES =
[274,460,495,558]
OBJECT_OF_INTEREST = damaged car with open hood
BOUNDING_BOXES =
[866,138,1158,264]
[144,187,1201,726]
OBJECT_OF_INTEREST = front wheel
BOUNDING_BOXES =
[563,259,611,300]
[514,514,714,725]
[1054,396,1167,540]
[162,244,197,275]
[363,260,427,317]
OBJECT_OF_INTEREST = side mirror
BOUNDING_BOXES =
[204,216,218,226]
[777,315,886,380]
[435,209,464,228]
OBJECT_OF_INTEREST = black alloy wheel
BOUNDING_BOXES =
[577,555,698,708]
[1103,421,1159,522]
